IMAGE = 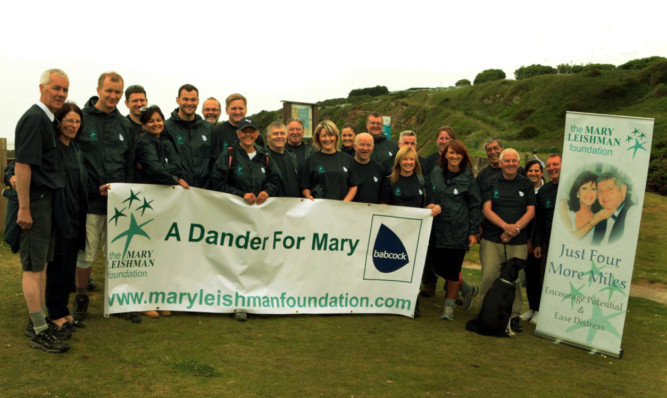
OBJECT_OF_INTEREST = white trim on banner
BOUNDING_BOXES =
[535,111,654,358]
[103,184,433,318]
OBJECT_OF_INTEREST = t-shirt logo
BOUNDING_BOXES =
[519,191,525,197]
[453,188,459,195]
[119,134,124,142]
[261,167,266,174]
[236,166,244,175]
[373,177,379,183]
[89,131,98,141]
[318,166,325,174]
[177,135,184,145]
[546,199,553,208]
[493,189,499,199]
[202,135,208,142]
[342,166,348,173]
[394,187,401,197]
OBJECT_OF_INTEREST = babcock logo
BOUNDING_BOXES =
[372,224,410,273]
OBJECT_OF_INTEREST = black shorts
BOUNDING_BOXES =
[431,247,466,281]
[19,195,55,272]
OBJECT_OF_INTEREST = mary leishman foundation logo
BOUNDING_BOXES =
[109,188,154,261]
[363,215,423,282]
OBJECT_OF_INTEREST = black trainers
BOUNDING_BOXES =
[73,294,89,321]
[114,312,141,323]
[26,318,73,340]
[30,330,70,353]
[510,317,523,333]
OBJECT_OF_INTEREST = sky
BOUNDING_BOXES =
[1,0,665,149]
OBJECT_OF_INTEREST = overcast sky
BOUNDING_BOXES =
[1,0,665,148]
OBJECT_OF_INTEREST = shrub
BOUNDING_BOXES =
[514,64,557,80]
[455,79,471,87]
[348,86,389,98]
[653,84,667,98]
[647,156,667,195]
[473,69,506,85]
[512,107,535,121]
[517,125,541,139]
[618,56,666,70]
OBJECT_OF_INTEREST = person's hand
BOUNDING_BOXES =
[527,240,534,255]
[534,246,542,259]
[501,232,512,243]
[100,184,111,196]
[17,207,33,230]
[256,191,269,205]
[592,207,615,225]
[136,161,143,170]
[468,234,477,247]
[177,179,190,189]
[430,205,441,217]
[243,193,257,205]
[502,223,518,237]
[9,175,16,190]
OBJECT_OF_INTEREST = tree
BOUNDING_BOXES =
[473,69,506,85]
[348,85,389,98]
[455,79,471,87]
[514,64,557,80]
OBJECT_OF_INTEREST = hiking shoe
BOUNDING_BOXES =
[441,306,454,320]
[520,309,535,321]
[510,317,523,333]
[73,294,89,321]
[419,283,436,297]
[234,312,248,322]
[25,319,71,340]
[30,330,70,353]
[114,312,141,323]
[462,285,479,312]
[530,311,539,326]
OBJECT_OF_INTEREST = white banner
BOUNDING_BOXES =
[103,184,432,317]
[535,111,654,357]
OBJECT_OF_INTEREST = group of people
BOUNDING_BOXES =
[13,68,632,354]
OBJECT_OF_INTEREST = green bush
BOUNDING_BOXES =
[581,63,616,72]
[653,84,667,98]
[348,85,388,98]
[473,69,506,85]
[514,64,557,80]
[619,56,666,70]
[516,125,541,139]
[455,79,471,87]
[512,107,535,121]
[647,156,667,195]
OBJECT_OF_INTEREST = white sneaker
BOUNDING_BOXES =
[520,310,535,321]
[530,311,539,325]
[441,306,454,320]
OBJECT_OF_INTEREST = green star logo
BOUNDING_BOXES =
[584,260,608,288]
[111,213,153,258]
[562,282,586,310]
[123,189,142,209]
[599,273,627,301]
[565,302,624,344]
[625,128,648,159]
[109,207,127,226]
[137,198,154,216]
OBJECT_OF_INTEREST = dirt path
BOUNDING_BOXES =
[462,261,667,306]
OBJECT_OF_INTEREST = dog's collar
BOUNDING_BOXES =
[499,277,515,285]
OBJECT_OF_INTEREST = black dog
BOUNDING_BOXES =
[466,257,526,337]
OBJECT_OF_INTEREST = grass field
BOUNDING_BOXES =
[1,194,665,397]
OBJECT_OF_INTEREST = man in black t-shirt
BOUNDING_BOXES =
[15,69,69,353]
[212,93,264,159]
[352,133,385,204]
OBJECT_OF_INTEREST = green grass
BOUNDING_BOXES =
[1,206,665,397]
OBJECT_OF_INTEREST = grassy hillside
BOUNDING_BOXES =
[253,57,666,180]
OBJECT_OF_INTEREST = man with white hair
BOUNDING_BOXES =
[15,69,69,352]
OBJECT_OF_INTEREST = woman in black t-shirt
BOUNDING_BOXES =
[301,120,358,201]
